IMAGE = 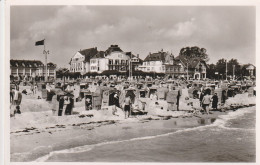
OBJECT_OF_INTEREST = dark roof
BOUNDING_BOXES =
[105,45,123,55]
[125,52,143,63]
[92,51,105,59]
[243,64,255,69]
[79,47,98,62]
[10,59,44,68]
[47,62,57,67]
[144,51,168,62]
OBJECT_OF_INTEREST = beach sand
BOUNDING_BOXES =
[10,87,256,162]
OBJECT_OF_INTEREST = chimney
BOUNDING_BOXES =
[161,49,163,52]
[137,54,139,58]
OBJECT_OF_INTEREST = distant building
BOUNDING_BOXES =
[128,53,143,71]
[89,51,108,73]
[175,56,207,79]
[69,47,98,74]
[74,45,143,74]
[138,49,176,74]
[10,59,56,79]
[242,64,256,78]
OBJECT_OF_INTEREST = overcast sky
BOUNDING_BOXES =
[11,6,255,67]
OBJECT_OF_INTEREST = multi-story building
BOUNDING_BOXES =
[10,59,56,79]
[69,47,98,74]
[175,56,207,79]
[128,53,143,71]
[138,50,173,73]
[82,45,143,74]
[138,50,207,79]
[89,51,108,73]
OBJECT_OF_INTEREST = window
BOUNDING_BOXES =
[121,60,125,64]
[115,60,119,65]
[109,60,113,65]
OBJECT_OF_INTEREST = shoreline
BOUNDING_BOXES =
[10,104,255,162]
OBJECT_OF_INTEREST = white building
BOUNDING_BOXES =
[69,47,98,74]
[138,50,170,73]
[70,45,143,75]
[10,60,56,79]
[89,51,109,73]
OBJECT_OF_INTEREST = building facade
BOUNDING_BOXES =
[69,47,98,74]
[174,56,207,79]
[138,50,207,79]
[89,51,109,73]
[10,59,56,79]
[138,50,168,73]
[73,45,143,75]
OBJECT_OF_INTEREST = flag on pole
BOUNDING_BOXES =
[35,39,44,46]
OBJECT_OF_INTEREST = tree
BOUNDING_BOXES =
[56,68,69,78]
[179,46,209,62]
[215,58,227,79]
[227,58,241,79]
[206,63,217,79]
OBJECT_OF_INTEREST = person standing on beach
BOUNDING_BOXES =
[176,88,181,111]
[124,95,132,119]
[58,96,64,116]
[199,91,204,107]
[34,83,37,95]
[202,93,211,115]
[211,93,218,110]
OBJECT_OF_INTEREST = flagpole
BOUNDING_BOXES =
[44,39,47,82]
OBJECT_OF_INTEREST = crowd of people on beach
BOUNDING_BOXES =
[10,77,256,118]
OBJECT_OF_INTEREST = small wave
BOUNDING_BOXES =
[33,106,255,162]
[211,106,255,128]
[34,124,217,162]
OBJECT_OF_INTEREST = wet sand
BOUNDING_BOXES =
[11,110,226,162]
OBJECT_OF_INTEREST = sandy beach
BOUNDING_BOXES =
[9,85,256,162]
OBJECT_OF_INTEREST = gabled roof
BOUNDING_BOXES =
[125,52,143,63]
[243,64,255,69]
[79,47,98,62]
[144,51,169,62]
[92,51,105,59]
[105,45,123,55]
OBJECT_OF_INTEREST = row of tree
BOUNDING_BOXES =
[207,58,255,80]
[179,46,255,80]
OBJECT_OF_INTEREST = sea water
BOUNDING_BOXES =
[38,106,255,162]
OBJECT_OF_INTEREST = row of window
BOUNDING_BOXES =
[71,62,84,71]
[90,66,100,71]
[109,59,128,65]
[108,66,128,71]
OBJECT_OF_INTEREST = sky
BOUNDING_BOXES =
[10,6,256,68]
